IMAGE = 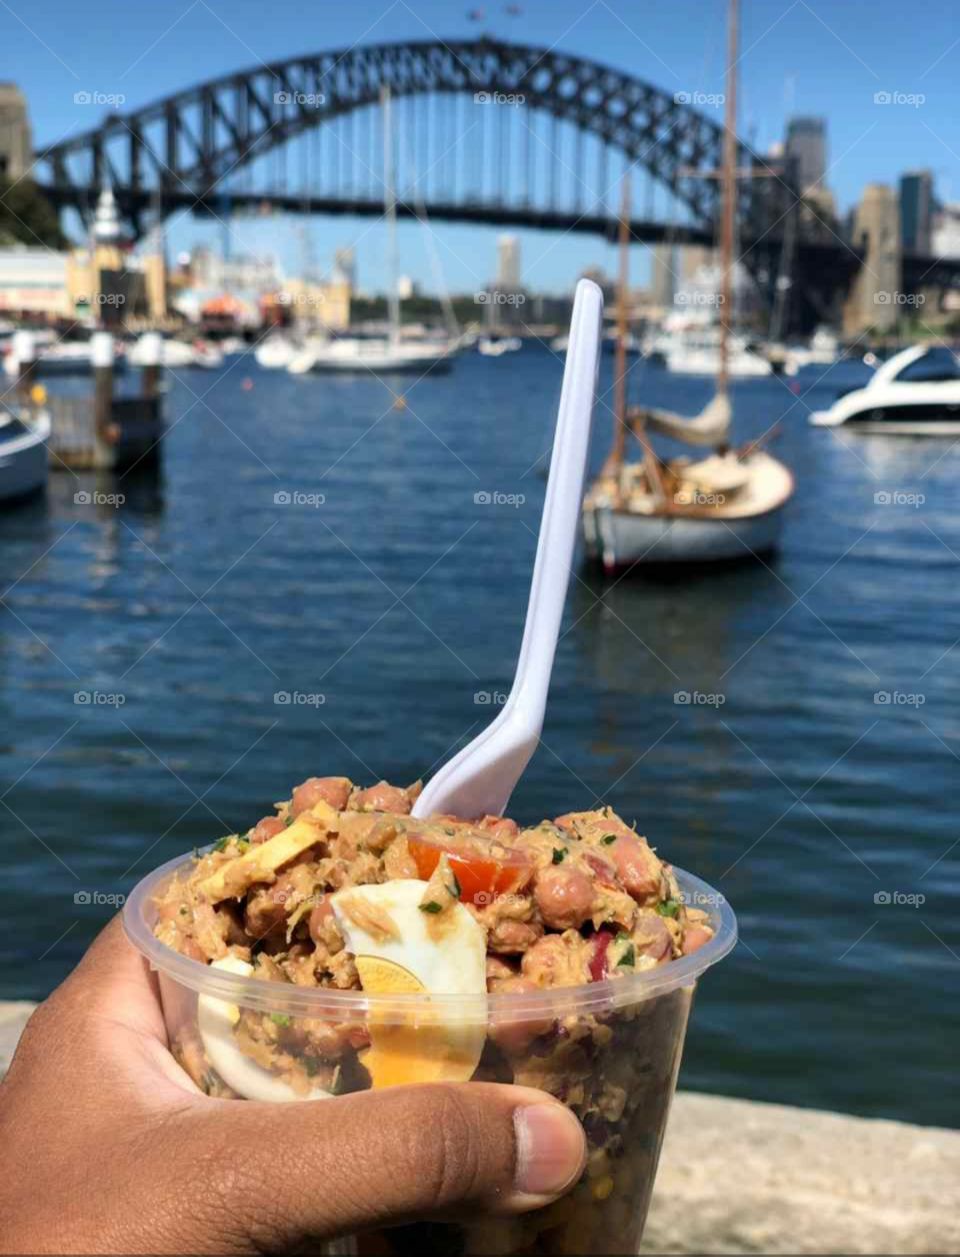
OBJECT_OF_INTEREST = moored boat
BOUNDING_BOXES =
[809,345,960,434]
[0,408,49,504]
[581,0,793,571]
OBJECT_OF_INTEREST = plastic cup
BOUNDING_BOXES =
[124,854,736,1255]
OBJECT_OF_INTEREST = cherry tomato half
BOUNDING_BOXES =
[408,833,533,907]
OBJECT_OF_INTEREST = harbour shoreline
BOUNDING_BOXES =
[2,1001,956,1256]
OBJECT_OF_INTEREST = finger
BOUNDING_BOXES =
[184,1081,586,1248]
[46,915,167,1043]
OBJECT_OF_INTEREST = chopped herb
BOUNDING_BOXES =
[449,872,462,899]
[600,833,618,845]
[657,899,680,918]
[419,900,443,914]
[617,944,636,967]
[178,905,188,916]
[552,847,567,863]
[270,1013,291,1028]
[304,1056,322,1077]
[443,826,456,836]
[285,814,295,827]
[213,835,233,853]
[615,931,631,942]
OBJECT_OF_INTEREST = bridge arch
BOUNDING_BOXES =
[35,37,789,241]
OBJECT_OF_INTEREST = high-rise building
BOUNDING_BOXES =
[785,117,827,192]
[496,234,520,290]
[899,170,934,255]
[0,84,31,181]
[333,247,356,291]
[650,244,676,310]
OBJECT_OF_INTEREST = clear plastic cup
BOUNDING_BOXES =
[124,853,736,1255]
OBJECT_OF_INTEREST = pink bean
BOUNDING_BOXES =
[291,777,353,816]
[610,835,662,901]
[533,865,594,930]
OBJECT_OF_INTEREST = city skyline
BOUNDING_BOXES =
[3,0,958,291]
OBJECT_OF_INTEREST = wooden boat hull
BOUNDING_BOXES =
[583,502,785,567]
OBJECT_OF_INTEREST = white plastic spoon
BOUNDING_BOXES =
[413,278,604,821]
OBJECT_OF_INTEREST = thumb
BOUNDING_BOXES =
[186,1081,586,1248]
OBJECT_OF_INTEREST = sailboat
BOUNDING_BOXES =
[295,88,453,376]
[581,0,794,570]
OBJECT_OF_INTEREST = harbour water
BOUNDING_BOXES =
[1,346,957,1128]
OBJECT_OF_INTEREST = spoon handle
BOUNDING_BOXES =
[412,279,603,821]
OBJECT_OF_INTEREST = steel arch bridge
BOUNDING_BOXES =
[32,36,858,324]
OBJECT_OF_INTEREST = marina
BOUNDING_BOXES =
[0,345,957,1129]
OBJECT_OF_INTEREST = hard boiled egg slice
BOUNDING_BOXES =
[330,879,487,1088]
[197,955,333,1103]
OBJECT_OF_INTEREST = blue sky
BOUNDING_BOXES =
[7,0,958,292]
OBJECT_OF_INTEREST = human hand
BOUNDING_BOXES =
[0,917,586,1254]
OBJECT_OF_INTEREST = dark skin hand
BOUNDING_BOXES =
[0,917,586,1255]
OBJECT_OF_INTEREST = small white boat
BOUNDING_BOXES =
[478,336,522,357]
[3,341,126,377]
[255,335,299,370]
[665,325,771,377]
[190,340,224,369]
[128,336,196,368]
[781,327,840,376]
[810,345,960,434]
[305,334,452,372]
[0,409,49,504]
[550,335,569,354]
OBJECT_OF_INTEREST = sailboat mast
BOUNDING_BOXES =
[718,0,739,397]
[381,86,401,342]
[611,175,631,470]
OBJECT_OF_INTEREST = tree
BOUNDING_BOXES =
[0,178,66,249]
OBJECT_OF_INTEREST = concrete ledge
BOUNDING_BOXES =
[2,1003,957,1254]
[644,1091,960,1255]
